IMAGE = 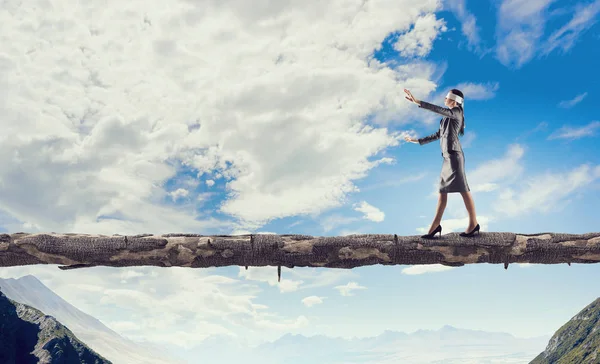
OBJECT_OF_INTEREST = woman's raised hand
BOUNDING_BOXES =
[404,89,420,105]
[404,136,419,143]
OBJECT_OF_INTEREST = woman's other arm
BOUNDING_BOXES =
[417,129,440,145]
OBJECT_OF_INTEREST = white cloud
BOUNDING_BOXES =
[494,0,556,68]
[0,0,449,235]
[557,92,588,108]
[495,0,600,68]
[206,180,215,187]
[444,0,483,51]
[320,214,360,233]
[401,264,455,275]
[0,265,302,348]
[453,82,500,101]
[353,201,385,222]
[542,0,600,55]
[289,269,358,291]
[360,172,427,191]
[237,266,356,293]
[460,131,476,148]
[288,221,302,227]
[335,281,367,296]
[394,13,448,57]
[120,269,146,282]
[515,121,549,141]
[548,121,600,140]
[467,144,525,193]
[169,188,189,201]
[493,164,600,217]
[238,266,304,293]
[302,296,324,307]
[471,183,499,192]
[338,229,364,236]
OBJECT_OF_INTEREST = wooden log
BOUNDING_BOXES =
[1,231,600,271]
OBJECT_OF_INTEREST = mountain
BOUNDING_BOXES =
[530,297,600,363]
[252,326,549,364]
[0,289,111,364]
[0,274,553,363]
[171,325,550,364]
[0,275,184,364]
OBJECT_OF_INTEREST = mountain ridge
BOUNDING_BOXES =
[0,290,111,364]
[0,275,183,364]
[530,297,600,363]
[176,323,550,364]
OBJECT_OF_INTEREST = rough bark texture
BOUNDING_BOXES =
[1,232,600,275]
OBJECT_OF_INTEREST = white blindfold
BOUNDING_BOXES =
[446,92,463,104]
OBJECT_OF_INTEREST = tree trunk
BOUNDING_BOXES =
[2,232,600,277]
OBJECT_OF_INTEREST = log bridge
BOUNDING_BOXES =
[1,232,599,281]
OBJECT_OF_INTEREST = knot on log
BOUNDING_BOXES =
[338,246,390,263]
[221,249,234,258]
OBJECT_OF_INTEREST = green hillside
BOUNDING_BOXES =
[531,297,600,363]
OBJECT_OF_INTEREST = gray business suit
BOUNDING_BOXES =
[417,101,470,193]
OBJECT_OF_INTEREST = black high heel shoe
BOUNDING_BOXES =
[460,224,480,237]
[421,224,442,239]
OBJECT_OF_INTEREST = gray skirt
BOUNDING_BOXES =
[439,151,470,193]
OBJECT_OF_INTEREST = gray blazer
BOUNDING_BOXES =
[417,101,464,154]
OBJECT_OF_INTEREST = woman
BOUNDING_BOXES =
[403,88,480,239]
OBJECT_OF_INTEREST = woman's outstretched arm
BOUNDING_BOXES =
[418,101,463,120]
[417,129,440,145]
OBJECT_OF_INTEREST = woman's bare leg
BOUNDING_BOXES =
[460,191,478,232]
[428,192,448,234]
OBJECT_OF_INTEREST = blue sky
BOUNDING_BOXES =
[1,0,600,357]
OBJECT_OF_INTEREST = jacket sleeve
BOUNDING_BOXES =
[418,129,440,145]
[419,100,463,120]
